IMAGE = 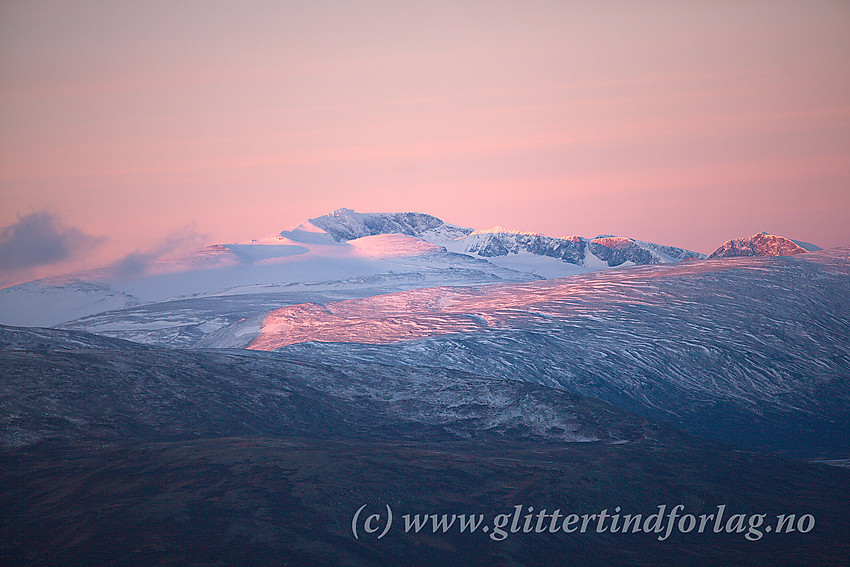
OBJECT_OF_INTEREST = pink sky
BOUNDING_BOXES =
[1,1,849,285]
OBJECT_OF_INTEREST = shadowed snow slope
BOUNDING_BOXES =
[0,324,677,449]
[239,248,850,459]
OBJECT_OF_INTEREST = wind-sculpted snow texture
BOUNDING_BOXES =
[3,252,850,565]
[55,261,535,348]
[0,325,675,449]
[251,248,850,459]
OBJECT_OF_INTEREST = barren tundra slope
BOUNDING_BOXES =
[243,248,850,459]
[1,327,849,566]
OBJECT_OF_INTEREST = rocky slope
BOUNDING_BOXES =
[2,327,849,565]
[232,248,850,459]
[707,232,816,258]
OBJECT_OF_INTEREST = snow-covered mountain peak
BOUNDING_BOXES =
[288,209,705,271]
[0,207,707,330]
[308,208,472,243]
[707,233,816,259]
[590,236,636,250]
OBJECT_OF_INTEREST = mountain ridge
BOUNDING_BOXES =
[0,208,704,329]
[308,208,705,269]
[707,232,820,258]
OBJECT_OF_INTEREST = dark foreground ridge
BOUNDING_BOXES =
[1,331,849,566]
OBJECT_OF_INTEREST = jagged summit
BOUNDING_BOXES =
[302,209,704,269]
[307,208,472,242]
[708,232,818,259]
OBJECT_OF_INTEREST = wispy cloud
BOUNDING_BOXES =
[0,212,104,285]
[109,224,207,278]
